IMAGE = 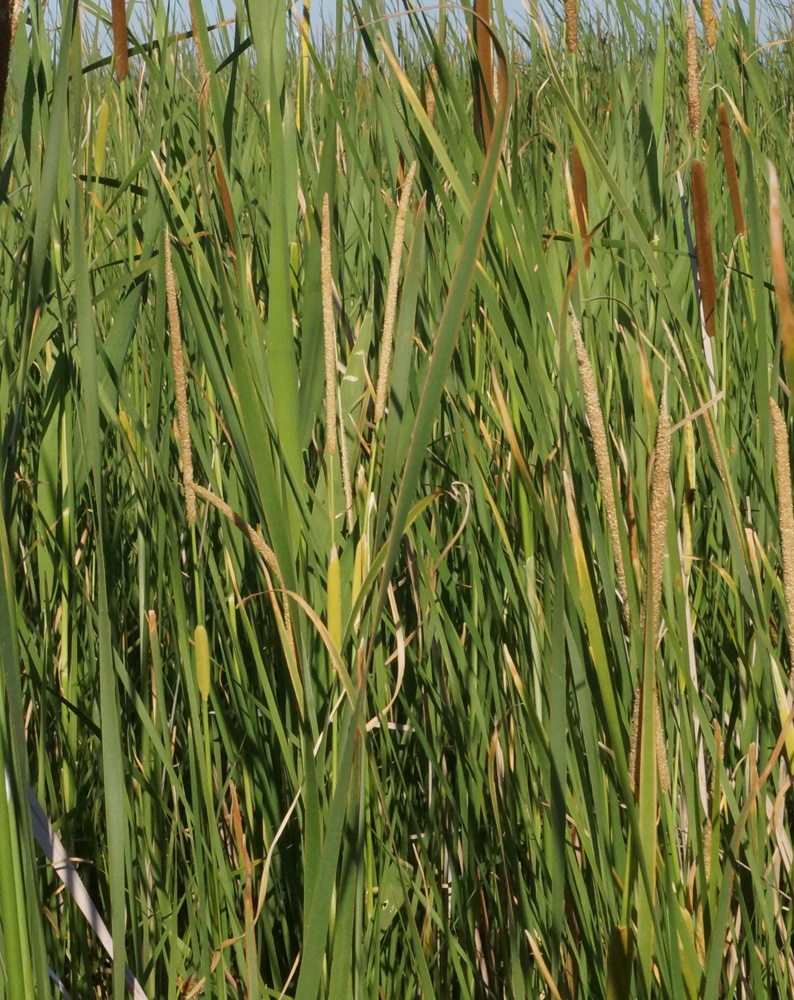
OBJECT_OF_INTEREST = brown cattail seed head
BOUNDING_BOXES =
[655,694,670,795]
[111,0,129,82]
[571,145,590,268]
[629,690,669,797]
[565,0,578,54]
[9,0,22,40]
[647,389,671,646]
[0,0,24,142]
[425,65,438,125]
[702,817,712,881]
[473,0,493,148]
[188,0,208,80]
[691,159,717,338]
[718,104,745,237]
[164,232,196,525]
[571,312,629,625]
[629,687,641,795]
[701,0,717,48]
[686,4,701,139]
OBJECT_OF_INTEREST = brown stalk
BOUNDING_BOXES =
[565,0,578,53]
[686,4,701,140]
[769,162,794,386]
[473,0,493,149]
[718,104,745,237]
[571,145,590,268]
[691,159,717,338]
[111,0,129,82]
[164,231,196,525]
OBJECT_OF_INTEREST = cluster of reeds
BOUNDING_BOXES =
[3,2,794,998]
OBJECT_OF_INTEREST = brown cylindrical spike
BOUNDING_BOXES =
[691,159,716,337]
[111,0,129,82]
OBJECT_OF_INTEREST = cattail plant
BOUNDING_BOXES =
[628,693,671,796]
[647,387,671,644]
[701,0,717,49]
[298,0,311,129]
[691,159,717,337]
[425,65,438,125]
[686,4,701,139]
[375,162,417,424]
[188,0,208,80]
[321,194,337,455]
[682,420,695,578]
[164,230,196,525]
[571,313,628,624]
[571,145,590,268]
[194,625,210,702]
[565,0,578,54]
[0,0,23,141]
[473,0,493,148]
[647,392,671,717]
[718,104,745,237]
[770,397,794,678]
[111,0,128,82]
[769,162,794,390]
[629,389,672,796]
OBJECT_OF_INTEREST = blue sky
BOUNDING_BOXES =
[163,0,779,26]
[163,0,783,30]
[94,0,784,51]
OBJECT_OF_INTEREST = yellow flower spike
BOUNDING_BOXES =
[327,545,342,651]
[194,625,210,702]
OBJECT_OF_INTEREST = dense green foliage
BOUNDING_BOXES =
[2,0,794,997]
